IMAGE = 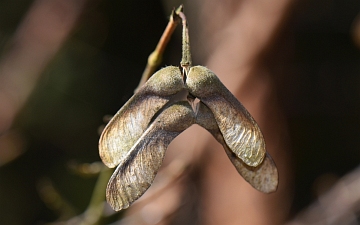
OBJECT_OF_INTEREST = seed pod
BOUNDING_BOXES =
[106,101,195,211]
[187,66,266,167]
[99,66,185,168]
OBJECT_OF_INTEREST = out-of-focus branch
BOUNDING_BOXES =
[352,11,360,49]
[0,0,87,134]
[42,165,113,225]
[286,166,360,225]
[38,178,78,221]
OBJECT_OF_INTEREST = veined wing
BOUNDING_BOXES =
[106,101,195,211]
[187,66,265,167]
[99,66,185,168]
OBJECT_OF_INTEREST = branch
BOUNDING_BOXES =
[286,165,360,225]
[179,11,192,74]
[135,5,183,92]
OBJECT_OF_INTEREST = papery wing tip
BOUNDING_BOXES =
[256,153,279,193]
[98,143,118,168]
[98,124,122,168]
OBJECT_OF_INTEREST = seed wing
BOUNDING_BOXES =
[195,102,278,192]
[106,102,195,211]
[187,66,266,167]
[99,66,184,168]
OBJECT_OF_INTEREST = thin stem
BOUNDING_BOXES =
[79,166,113,225]
[135,6,183,92]
[179,11,192,75]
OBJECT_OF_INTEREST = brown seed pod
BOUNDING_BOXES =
[99,66,185,168]
[99,7,279,212]
[187,66,266,167]
[106,101,195,211]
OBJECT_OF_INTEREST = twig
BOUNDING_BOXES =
[135,5,183,92]
[79,166,113,225]
[179,11,192,74]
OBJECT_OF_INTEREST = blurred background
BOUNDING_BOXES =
[0,0,360,224]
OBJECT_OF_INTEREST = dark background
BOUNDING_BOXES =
[0,0,360,224]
